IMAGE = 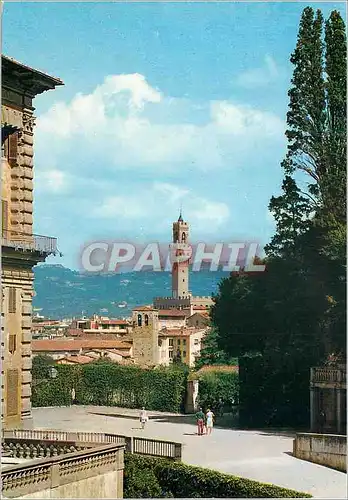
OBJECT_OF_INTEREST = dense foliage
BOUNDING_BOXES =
[32,362,188,413]
[195,370,239,411]
[195,328,237,369]
[124,454,312,498]
[211,8,346,428]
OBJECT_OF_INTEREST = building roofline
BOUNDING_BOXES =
[2,55,64,95]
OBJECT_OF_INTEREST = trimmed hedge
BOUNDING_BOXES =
[32,362,187,413]
[124,454,312,498]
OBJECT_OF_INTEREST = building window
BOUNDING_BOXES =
[183,351,187,357]
[3,132,18,165]
[137,314,142,327]
[8,288,17,313]
[182,232,186,242]
[2,199,8,237]
[194,339,199,345]
[169,350,173,359]
[8,334,16,354]
[169,339,174,347]
[144,314,149,326]
[183,339,186,346]
[177,339,181,345]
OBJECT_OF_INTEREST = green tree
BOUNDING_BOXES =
[212,8,346,427]
[32,354,55,380]
[195,328,236,370]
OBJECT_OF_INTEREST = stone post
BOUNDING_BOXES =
[310,387,316,432]
[336,389,342,434]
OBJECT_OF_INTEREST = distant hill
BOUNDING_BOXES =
[33,265,227,320]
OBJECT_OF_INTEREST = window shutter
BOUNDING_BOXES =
[9,334,16,354]
[8,132,18,165]
[6,369,19,417]
[8,287,17,314]
[2,200,8,236]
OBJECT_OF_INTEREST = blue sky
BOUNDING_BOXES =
[2,2,346,270]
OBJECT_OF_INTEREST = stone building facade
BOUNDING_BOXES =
[1,55,63,429]
[131,306,159,367]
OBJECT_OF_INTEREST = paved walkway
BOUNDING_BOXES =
[29,406,347,499]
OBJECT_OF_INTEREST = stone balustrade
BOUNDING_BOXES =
[3,428,182,461]
[2,443,124,499]
[2,440,83,460]
[311,366,346,388]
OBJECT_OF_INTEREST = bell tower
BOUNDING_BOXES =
[171,211,190,299]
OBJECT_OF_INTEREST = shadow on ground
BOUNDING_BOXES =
[89,411,239,429]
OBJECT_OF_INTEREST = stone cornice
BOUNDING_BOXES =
[2,55,64,99]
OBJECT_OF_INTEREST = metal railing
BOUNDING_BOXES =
[2,428,182,461]
[1,230,57,255]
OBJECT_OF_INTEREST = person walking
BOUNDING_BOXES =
[140,407,148,430]
[195,407,205,436]
[206,408,215,435]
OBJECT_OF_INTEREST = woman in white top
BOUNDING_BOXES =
[206,409,214,435]
[140,407,148,430]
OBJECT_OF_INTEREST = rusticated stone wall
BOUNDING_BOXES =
[1,266,34,428]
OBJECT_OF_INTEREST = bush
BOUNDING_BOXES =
[196,370,239,412]
[32,362,188,413]
[31,365,75,407]
[124,454,312,498]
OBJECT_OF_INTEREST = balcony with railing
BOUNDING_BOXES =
[311,366,346,387]
[1,230,58,256]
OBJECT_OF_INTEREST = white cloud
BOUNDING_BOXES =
[35,72,284,177]
[36,170,69,193]
[92,181,230,233]
[236,55,281,89]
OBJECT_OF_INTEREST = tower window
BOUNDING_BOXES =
[182,232,186,242]
[144,314,149,326]
[137,314,142,327]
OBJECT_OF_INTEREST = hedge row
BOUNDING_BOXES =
[124,454,312,498]
[32,361,187,413]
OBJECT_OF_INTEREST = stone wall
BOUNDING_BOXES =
[1,267,34,428]
[16,470,122,499]
[293,433,347,472]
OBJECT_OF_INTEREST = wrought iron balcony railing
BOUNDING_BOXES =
[1,230,58,256]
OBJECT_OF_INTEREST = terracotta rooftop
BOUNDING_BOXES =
[158,309,188,317]
[195,365,239,374]
[189,311,210,318]
[97,319,128,325]
[159,327,205,337]
[193,305,210,310]
[133,305,156,311]
[32,339,132,352]
[59,355,95,365]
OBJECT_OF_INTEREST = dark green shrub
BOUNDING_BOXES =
[124,454,312,498]
[196,370,239,411]
[31,364,75,407]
